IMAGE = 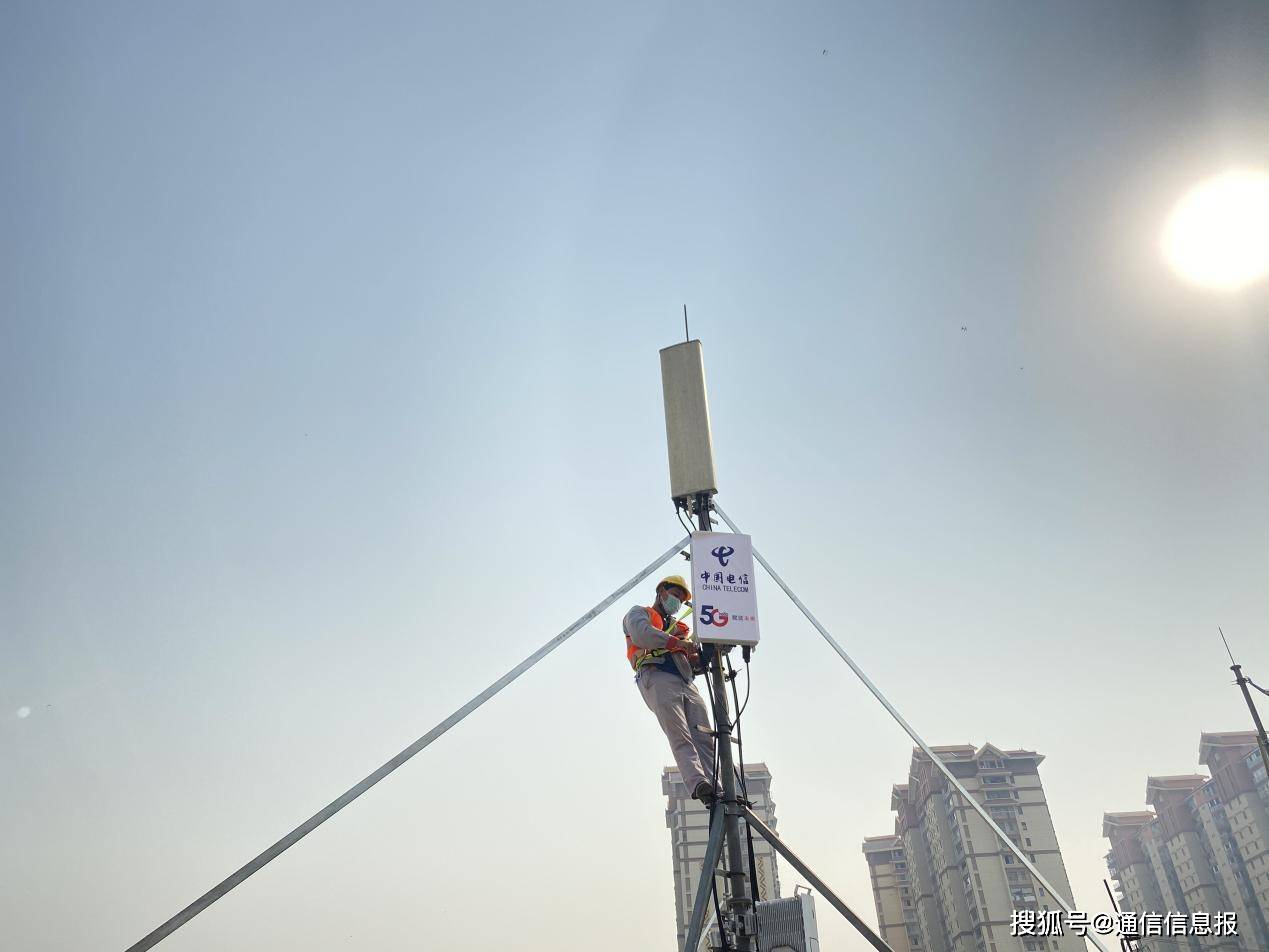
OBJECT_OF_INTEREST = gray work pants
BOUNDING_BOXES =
[637,666,716,793]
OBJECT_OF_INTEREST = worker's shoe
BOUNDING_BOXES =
[693,780,716,807]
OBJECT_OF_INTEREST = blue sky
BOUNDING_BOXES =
[4,2,1269,950]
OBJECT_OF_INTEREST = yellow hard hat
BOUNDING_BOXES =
[658,575,691,598]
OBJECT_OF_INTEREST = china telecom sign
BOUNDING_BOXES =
[690,531,760,646]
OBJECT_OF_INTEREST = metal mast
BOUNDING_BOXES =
[670,348,892,952]
[1221,628,1269,774]
[696,489,755,950]
[660,338,755,949]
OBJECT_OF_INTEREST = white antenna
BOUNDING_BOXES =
[659,340,718,506]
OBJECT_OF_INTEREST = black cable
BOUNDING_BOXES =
[1248,676,1269,698]
[699,652,729,949]
[736,655,751,720]
[702,654,721,797]
[713,656,750,731]
[728,655,763,914]
[726,658,748,803]
[710,853,733,951]
[676,503,697,540]
[701,655,729,950]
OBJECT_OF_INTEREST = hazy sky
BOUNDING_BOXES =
[4,2,1269,951]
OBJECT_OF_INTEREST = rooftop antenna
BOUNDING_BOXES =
[1218,627,1269,778]
[1219,625,1237,665]
[683,303,690,343]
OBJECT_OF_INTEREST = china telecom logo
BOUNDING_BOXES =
[711,545,735,567]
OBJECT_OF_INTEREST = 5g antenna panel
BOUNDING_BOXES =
[659,340,718,502]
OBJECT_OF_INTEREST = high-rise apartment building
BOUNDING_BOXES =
[663,762,782,951]
[863,833,916,952]
[1101,812,1163,919]
[865,743,1085,952]
[1103,730,1269,951]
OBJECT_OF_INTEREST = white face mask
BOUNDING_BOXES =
[660,593,683,616]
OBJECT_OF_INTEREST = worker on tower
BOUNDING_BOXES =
[624,575,718,805]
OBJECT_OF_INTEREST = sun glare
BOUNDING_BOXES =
[1162,170,1269,292]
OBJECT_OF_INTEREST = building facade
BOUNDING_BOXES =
[1103,731,1269,952]
[663,762,782,951]
[865,743,1086,952]
[863,833,917,952]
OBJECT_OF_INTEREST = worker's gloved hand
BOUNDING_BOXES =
[687,645,705,674]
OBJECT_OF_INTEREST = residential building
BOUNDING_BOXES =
[1103,731,1269,952]
[863,833,916,952]
[1102,812,1164,922]
[866,743,1085,952]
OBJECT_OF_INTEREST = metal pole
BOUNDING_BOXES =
[713,504,1113,952]
[1231,663,1269,775]
[695,492,755,951]
[741,805,894,952]
[123,536,691,952]
[683,803,726,952]
[709,656,753,949]
[1220,629,1269,781]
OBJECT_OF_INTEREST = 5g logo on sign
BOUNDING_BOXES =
[699,604,730,627]
[711,545,735,567]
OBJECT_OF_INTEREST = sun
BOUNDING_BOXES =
[1161,170,1269,292]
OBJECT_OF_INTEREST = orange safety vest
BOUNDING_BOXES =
[626,606,691,672]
